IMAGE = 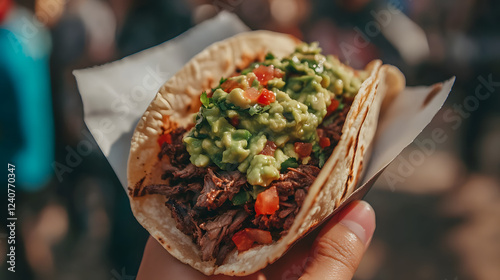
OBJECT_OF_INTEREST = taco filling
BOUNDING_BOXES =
[131,43,367,264]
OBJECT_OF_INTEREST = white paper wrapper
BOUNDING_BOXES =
[73,12,455,196]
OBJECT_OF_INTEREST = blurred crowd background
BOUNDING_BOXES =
[1,0,499,279]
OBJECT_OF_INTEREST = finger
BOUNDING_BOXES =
[137,236,206,280]
[300,200,376,280]
[261,230,317,279]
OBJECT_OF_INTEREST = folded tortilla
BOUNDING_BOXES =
[127,30,405,275]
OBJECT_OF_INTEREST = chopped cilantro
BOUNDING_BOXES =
[218,102,227,111]
[283,112,294,121]
[318,153,326,168]
[265,53,275,60]
[211,154,225,169]
[248,104,270,116]
[312,144,327,168]
[231,190,251,205]
[216,100,240,112]
[281,158,299,172]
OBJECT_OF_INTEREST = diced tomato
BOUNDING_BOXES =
[244,88,275,106]
[232,228,273,252]
[157,133,172,147]
[326,98,340,117]
[244,87,261,101]
[255,186,279,216]
[221,79,241,93]
[319,137,331,148]
[294,142,313,158]
[230,116,239,127]
[253,65,274,85]
[246,228,272,244]
[253,65,283,86]
[232,230,254,251]
[257,89,276,105]
[259,141,277,156]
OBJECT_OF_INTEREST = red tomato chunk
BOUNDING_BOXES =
[244,87,260,101]
[259,141,277,156]
[255,186,279,216]
[157,133,172,147]
[319,137,330,148]
[257,89,276,105]
[294,142,313,158]
[253,65,283,86]
[232,228,273,252]
[230,116,239,127]
[326,98,340,117]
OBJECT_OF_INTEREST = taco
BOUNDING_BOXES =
[127,30,404,276]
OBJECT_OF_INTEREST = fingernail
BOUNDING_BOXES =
[338,200,376,246]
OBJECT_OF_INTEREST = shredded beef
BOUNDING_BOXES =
[140,184,176,196]
[250,165,320,235]
[196,169,246,210]
[140,179,203,197]
[133,102,346,264]
[174,164,206,179]
[319,104,351,158]
[278,205,296,219]
[198,210,249,261]
[214,210,248,265]
[295,188,306,206]
[198,210,236,261]
[158,128,190,166]
[165,200,202,241]
[216,243,235,266]
[135,146,323,263]
[273,181,294,196]
[161,164,180,180]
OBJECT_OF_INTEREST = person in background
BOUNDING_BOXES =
[0,0,54,191]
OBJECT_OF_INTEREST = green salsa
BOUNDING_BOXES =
[184,43,367,186]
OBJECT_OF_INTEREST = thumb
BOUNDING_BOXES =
[300,200,376,280]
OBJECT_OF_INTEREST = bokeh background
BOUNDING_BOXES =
[1,0,499,279]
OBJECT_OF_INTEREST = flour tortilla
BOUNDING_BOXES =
[127,30,405,276]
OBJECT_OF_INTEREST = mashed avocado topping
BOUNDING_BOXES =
[184,43,367,186]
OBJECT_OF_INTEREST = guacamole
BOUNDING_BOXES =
[184,43,367,186]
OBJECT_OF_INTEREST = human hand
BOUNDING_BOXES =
[137,200,375,280]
